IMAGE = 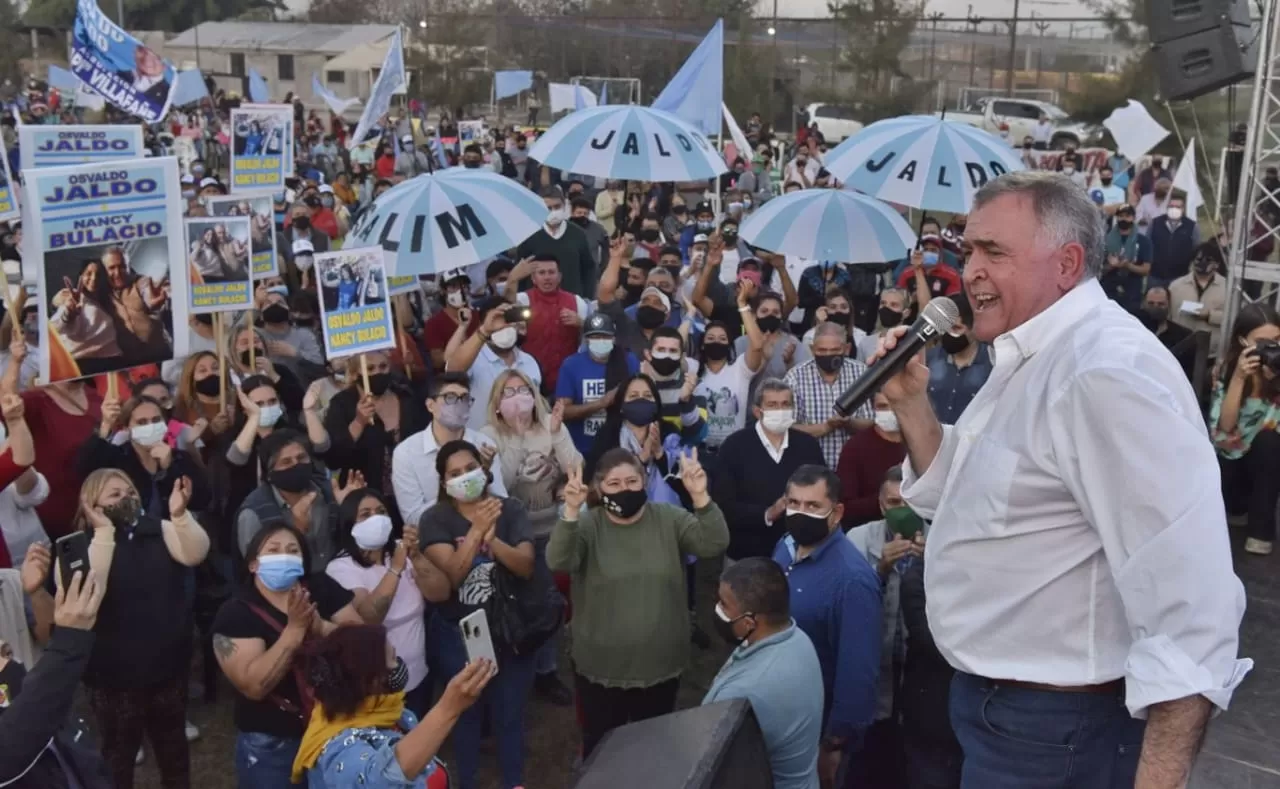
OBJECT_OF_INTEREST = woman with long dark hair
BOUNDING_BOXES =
[1211,302,1280,554]
[289,624,494,788]
[326,486,451,716]
[418,440,536,789]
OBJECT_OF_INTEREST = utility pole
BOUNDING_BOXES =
[927,11,943,82]
[1034,16,1050,87]
[966,6,983,95]
[1005,0,1019,95]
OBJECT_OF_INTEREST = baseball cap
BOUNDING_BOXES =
[292,239,315,256]
[199,177,220,189]
[584,313,616,337]
[400,133,414,143]
[319,184,334,194]
[693,201,714,216]
[692,233,709,245]
[640,286,671,311]
[180,174,195,186]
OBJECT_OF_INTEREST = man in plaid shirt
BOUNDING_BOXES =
[785,322,875,468]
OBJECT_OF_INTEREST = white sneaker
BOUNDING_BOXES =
[135,747,144,765]
[185,720,200,742]
[1245,538,1273,555]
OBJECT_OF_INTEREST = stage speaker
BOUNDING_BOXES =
[573,699,775,789]
[1145,0,1250,45]
[1151,21,1258,101]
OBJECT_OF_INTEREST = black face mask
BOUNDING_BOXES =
[1143,305,1170,324]
[294,317,316,327]
[714,611,754,646]
[1194,259,1215,276]
[640,229,660,243]
[785,510,832,546]
[270,463,313,493]
[879,307,904,328]
[602,488,648,519]
[756,315,782,334]
[722,231,738,243]
[103,496,142,528]
[292,216,311,231]
[368,372,392,396]
[463,161,482,169]
[827,310,851,325]
[650,356,681,377]
[194,375,222,397]
[939,333,971,355]
[262,304,290,324]
[620,399,658,427]
[387,656,409,692]
[814,354,843,374]
[1100,178,1113,186]
[570,216,590,227]
[636,305,667,330]
[194,313,214,326]
[623,283,645,306]
[240,350,263,367]
[702,342,730,361]
[1116,219,1134,231]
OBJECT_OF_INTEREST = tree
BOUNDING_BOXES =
[818,0,931,121]
[23,0,285,32]
[0,0,30,83]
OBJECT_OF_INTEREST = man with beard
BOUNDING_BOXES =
[213,222,248,278]
[250,208,273,254]
[102,247,170,363]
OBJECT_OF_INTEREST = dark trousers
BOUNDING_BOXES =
[575,674,679,760]
[847,719,906,788]
[87,675,190,789]
[950,673,1144,789]
[1222,428,1280,542]
[904,731,963,789]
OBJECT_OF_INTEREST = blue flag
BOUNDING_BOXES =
[171,69,210,106]
[652,19,723,136]
[312,74,358,115]
[494,70,533,101]
[349,29,404,151]
[248,68,271,103]
[600,81,608,106]
[69,0,176,122]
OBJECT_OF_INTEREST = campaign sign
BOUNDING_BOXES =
[316,246,396,359]
[186,216,252,314]
[70,0,176,123]
[207,192,279,278]
[19,124,145,172]
[230,105,293,192]
[387,275,419,296]
[29,156,189,383]
[0,137,16,222]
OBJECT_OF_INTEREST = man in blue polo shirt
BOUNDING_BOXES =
[772,465,881,789]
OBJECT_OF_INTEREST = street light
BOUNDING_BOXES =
[418,19,427,28]
[767,26,776,35]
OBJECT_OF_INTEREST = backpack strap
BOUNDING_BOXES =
[241,600,315,722]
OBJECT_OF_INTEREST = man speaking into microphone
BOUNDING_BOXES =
[873,171,1250,789]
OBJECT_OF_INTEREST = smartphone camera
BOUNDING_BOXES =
[503,306,532,324]
[1253,338,1280,374]
[462,621,473,638]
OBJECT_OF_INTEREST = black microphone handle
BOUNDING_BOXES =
[833,329,931,416]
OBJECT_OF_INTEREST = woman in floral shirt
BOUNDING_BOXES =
[1210,303,1280,555]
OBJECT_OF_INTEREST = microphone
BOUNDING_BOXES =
[834,297,960,417]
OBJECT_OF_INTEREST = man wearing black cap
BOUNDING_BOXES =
[514,186,596,298]
[555,312,639,454]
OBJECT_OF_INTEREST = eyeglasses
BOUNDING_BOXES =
[437,393,474,406]
[501,385,533,398]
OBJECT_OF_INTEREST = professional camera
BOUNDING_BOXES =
[1252,338,1280,374]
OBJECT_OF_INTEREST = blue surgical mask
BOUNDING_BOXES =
[321,196,334,208]
[255,554,304,591]
[588,338,614,358]
[259,404,283,428]
[274,211,286,225]
[922,251,939,266]
[181,188,196,200]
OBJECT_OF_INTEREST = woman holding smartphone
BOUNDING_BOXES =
[1211,303,1280,555]
[417,440,535,789]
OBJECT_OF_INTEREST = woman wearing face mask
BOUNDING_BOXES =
[1211,303,1280,555]
[78,393,212,520]
[325,488,451,717]
[259,289,326,383]
[857,287,910,361]
[290,625,494,789]
[324,351,429,525]
[229,375,329,477]
[585,373,686,493]
[77,468,210,789]
[418,441,537,789]
[835,392,907,530]
[175,351,237,464]
[694,287,766,452]
[212,524,363,788]
[228,325,306,414]
[549,448,728,758]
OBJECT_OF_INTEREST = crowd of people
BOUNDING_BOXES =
[0,73,1267,789]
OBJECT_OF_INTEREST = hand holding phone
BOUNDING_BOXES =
[459,609,499,674]
[55,531,91,593]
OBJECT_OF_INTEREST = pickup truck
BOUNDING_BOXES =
[937,97,1101,149]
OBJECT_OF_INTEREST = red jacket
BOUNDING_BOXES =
[523,288,580,394]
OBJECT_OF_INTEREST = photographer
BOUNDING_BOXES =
[1210,303,1280,555]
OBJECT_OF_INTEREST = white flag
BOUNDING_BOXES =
[722,103,752,164]
[1167,137,1205,219]
[1102,100,1170,163]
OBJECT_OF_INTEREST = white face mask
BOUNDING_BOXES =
[1062,166,1075,175]
[446,290,466,308]
[588,338,614,358]
[1166,207,1183,221]
[874,410,899,433]
[760,408,795,434]
[259,404,283,428]
[546,207,567,226]
[296,255,314,271]
[445,467,487,503]
[490,326,518,350]
[351,513,393,550]
[131,421,168,446]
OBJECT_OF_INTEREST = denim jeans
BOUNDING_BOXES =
[235,731,302,789]
[950,672,1145,789]
[429,612,535,789]
[532,535,559,676]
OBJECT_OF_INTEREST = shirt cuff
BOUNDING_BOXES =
[899,424,956,521]
[1124,635,1253,719]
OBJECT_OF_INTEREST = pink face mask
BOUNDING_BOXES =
[499,392,536,425]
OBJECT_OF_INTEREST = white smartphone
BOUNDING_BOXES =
[459,609,499,674]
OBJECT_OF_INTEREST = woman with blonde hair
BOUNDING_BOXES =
[174,350,237,454]
[77,467,210,789]
[480,368,580,703]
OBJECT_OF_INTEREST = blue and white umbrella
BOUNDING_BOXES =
[823,115,1025,213]
[529,105,727,182]
[739,188,916,264]
[346,168,547,276]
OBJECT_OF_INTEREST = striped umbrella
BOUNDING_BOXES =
[822,115,1026,213]
[528,105,727,182]
[739,188,916,264]
[346,168,547,276]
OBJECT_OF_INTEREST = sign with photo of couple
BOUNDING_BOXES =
[207,192,280,278]
[185,216,252,314]
[315,246,396,360]
[28,156,189,382]
[0,137,16,223]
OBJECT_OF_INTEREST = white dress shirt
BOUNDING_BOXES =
[902,278,1250,717]
[391,426,509,527]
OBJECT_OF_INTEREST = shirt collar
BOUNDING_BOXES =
[755,421,790,455]
[545,222,567,240]
[999,278,1107,362]
[732,621,799,660]
[782,527,844,564]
